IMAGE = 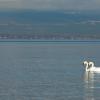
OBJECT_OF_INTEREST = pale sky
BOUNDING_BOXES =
[0,0,100,10]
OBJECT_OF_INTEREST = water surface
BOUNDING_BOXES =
[0,41,100,100]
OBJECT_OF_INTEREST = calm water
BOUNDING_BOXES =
[0,41,100,100]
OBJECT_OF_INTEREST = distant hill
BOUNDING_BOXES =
[0,10,100,40]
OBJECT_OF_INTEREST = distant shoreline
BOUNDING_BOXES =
[0,39,100,43]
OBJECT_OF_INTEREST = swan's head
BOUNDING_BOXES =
[83,61,88,66]
[89,61,94,68]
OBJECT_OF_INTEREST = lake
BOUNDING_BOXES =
[0,41,100,100]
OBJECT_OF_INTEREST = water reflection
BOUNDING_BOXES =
[84,72,100,100]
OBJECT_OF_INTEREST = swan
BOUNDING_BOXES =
[83,61,90,71]
[88,61,100,72]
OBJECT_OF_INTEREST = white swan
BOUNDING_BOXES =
[83,61,90,71]
[83,61,100,72]
[88,61,100,72]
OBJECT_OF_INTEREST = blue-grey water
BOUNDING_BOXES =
[0,41,100,100]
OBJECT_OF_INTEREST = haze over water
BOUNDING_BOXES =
[0,41,100,100]
[0,10,100,40]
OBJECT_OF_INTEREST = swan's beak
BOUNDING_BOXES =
[83,61,85,66]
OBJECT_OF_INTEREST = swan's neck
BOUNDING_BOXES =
[85,63,89,71]
[90,62,95,68]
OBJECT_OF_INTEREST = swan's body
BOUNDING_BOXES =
[89,62,100,72]
[83,61,100,73]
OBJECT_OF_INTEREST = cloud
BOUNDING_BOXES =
[0,0,100,10]
[0,0,20,9]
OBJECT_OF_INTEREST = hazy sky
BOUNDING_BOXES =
[0,0,100,10]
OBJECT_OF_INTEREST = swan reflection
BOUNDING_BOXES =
[84,72,100,100]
